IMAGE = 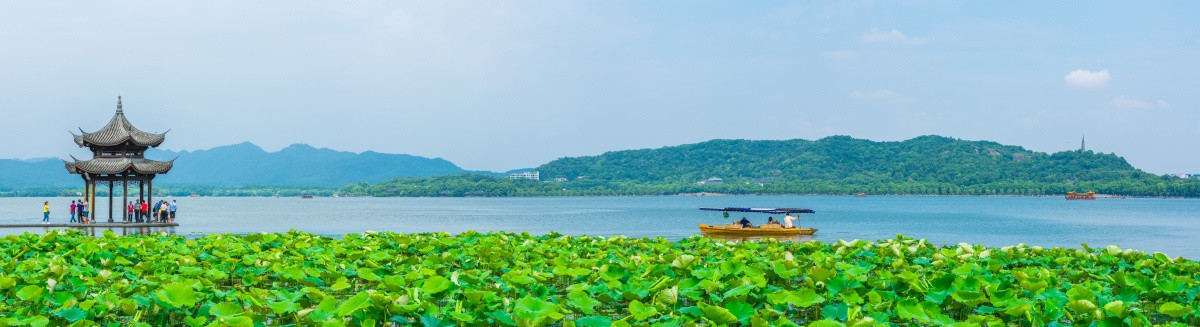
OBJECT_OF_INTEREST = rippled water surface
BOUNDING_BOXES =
[2,195,1198,258]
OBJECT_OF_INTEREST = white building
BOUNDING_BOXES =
[509,171,540,180]
[697,177,723,185]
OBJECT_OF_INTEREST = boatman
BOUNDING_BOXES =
[783,214,797,228]
[738,217,752,228]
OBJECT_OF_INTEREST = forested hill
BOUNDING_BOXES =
[523,135,1195,196]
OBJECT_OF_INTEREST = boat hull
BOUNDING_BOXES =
[698,224,817,236]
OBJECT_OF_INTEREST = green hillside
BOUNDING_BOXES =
[346,136,1200,197]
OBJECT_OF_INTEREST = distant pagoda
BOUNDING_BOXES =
[64,97,173,222]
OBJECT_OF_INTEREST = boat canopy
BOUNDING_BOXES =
[700,207,815,214]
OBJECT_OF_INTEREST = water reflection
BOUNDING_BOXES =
[58,226,177,236]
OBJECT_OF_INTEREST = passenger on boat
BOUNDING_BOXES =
[766,217,776,225]
[738,217,752,228]
[783,214,797,228]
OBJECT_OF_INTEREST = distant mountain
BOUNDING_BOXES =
[349,135,1198,197]
[0,158,79,189]
[535,135,1171,189]
[146,142,466,187]
[0,142,468,189]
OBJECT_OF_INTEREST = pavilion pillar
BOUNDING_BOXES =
[139,180,145,223]
[123,177,128,222]
[147,178,153,218]
[108,181,114,223]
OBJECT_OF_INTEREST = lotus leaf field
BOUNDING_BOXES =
[1,230,1198,326]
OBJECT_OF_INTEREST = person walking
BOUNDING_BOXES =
[169,200,177,223]
[42,201,50,223]
[152,201,162,223]
[80,200,89,224]
[69,200,77,223]
[140,201,149,223]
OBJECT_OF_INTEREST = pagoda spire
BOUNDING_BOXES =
[116,96,123,114]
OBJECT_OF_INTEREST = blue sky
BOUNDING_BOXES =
[1,1,1196,173]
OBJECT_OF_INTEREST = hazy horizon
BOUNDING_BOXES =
[2,1,1196,174]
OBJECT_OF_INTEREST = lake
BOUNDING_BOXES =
[2,195,1198,258]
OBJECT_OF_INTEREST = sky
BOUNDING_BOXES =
[1,1,1197,174]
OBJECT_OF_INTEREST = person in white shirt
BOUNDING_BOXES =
[783,214,797,228]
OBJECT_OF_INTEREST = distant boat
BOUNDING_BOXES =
[853,193,867,197]
[1066,191,1096,200]
[300,195,314,199]
[189,194,200,198]
[697,207,818,237]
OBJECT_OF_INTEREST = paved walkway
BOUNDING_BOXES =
[0,222,178,228]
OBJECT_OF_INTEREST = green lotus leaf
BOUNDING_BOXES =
[420,314,456,327]
[1066,299,1097,313]
[0,276,14,289]
[17,284,44,301]
[629,300,658,321]
[514,296,564,327]
[357,268,382,282]
[791,289,826,307]
[156,283,196,308]
[209,302,244,318]
[951,290,987,306]
[1158,302,1190,318]
[821,302,849,321]
[176,316,204,327]
[575,316,614,327]
[1066,284,1094,302]
[22,316,50,327]
[697,302,738,325]
[808,319,845,327]
[268,300,300,314]
[1157,280,1187,293]
[808,266,836,282]
[772,317,800,327]
[725,301,754,324]
[723,284,756,299]
[53,307,86,323]
[896,299,929,322]
[421,276,453,295]
[1102,300,1126,318]
[568,290,602,314]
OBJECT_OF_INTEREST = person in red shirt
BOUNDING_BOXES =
[140,201,149,223]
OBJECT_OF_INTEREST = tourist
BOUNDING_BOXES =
[169,200,177,223]
[783,214,797,228]
[42,201,50,223]
[69,200,77,223]
[152,201,161,223]
[738,217,751,228]
[766,216,776,225]
[81,200,89,224]
[140,201,149,223]
[127,202,134,222]
[159,201,168,222]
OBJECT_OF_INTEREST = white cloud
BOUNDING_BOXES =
[1064,69,1110,88]
[849,89,916,105]
[861,28,926,45]
[823,50,859,61]
[1111,96,1168,110]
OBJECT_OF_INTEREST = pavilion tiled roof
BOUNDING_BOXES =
[71,97,167,148]
[63,157,174,175]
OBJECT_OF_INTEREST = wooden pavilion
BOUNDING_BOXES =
[64,97,173,223]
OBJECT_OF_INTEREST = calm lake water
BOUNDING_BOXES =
[2,196,1198,258]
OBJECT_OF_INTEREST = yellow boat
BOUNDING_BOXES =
[698,207,818,237]
[697,223,817,236]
